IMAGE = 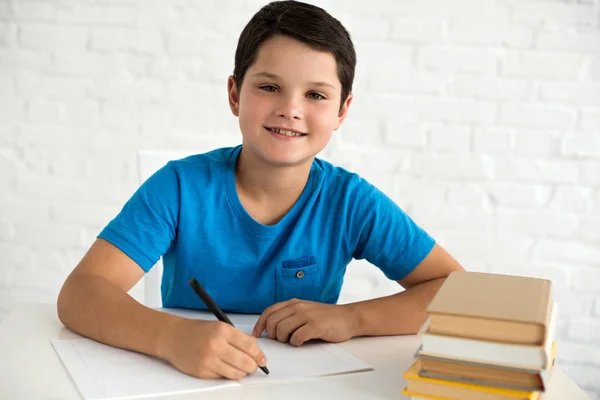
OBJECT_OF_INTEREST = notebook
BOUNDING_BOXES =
[52,324,373,400]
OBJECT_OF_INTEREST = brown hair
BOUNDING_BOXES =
[233,1,356,108]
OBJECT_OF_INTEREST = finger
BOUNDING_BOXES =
[214,358,248,381]
[275,314,306,343]
[265,304,299,339]
[253,298,299,337]
[228,329,267,367]
[289,324,318,347]
[221,344,260,375]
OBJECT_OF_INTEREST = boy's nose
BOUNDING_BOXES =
[275,96,302,120]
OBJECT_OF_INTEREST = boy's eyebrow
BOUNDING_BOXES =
[252,71,336,89]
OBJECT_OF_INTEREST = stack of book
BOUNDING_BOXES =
[402,271,557,400]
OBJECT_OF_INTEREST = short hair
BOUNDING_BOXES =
[233,1,356,107]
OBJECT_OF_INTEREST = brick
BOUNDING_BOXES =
[580,216,600,241]
[578,161,600,186]
[473,128,513,154]
[497,210,579,237]
[16,73,91,100]
[554,293,595,317]
[51,203,120,228]
[89,76,165,104]
[0,197,51,222]
[0,72,14,95]
[512,2,595,26]
[352,94,414,119]
[537,31,600,53]
[549,186,595,213]
[16,174,91,203]
[56,4,135,25]
[540,82,600,107]
[340,119,384,147]
[411,206,494,232]
[51,51,148,77]
[562,134,600,157]
[453,76,531,101]
[369,70,450,95]
[430,124,471,153]
[0,100,25,124]
[568,318,600,341]
[434,233,534,264]
[414,98,497,124]
[0,21,17,47]
[88,151,134,183]
[395,1,511,21]
[596,298,600,317]
[408,154,494,180]
[59,101,99,126]
[0,48,53,71]
[390,18,444,43]
[13,1,57,19]
[445,184,487,207]
[502,51,584,80]
[486,183,553,208]
[417,47,498,75]
[513,128,560,157]
[12,222,83,249]
[19,23,88,50]
[91,27,163,55]
[345,15,390,40]
[0,244,33,271]
[0,220,12,241]
[500,104,577,129]
[557,343,600,365]
[536,240,600,265]
[354,40,412,83]
[581,110,600,132]
[448,23,533,48]
[384,121,428,149]
[47,151,89,180]
[591,57,600,82]
[494,158,578,184]
[27,99,60,124]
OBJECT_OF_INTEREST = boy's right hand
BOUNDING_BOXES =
[159,318,267,380]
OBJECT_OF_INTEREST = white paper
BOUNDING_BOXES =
[52,325,373,400]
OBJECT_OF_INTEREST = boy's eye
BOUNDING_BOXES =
[259,85,279,92]
[307,92,326,100]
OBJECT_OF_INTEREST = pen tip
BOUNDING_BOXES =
[261,366,270,375]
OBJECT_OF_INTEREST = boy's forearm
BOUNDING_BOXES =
[344,278,446,337]
[57,273,181,359]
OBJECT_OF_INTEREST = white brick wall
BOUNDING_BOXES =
[1,0,599,396]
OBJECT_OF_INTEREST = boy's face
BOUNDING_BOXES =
[228,35,352,168]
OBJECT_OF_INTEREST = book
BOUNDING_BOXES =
[403,361,540,400]
[416,342,556,392]
[426,272,552,345]
[418,300,557,370]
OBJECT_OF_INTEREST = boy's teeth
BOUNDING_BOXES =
[271,128,303,137]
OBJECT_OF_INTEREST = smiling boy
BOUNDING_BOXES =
[57,1,464,381]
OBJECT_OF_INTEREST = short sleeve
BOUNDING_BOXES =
[349,181,436,281]
[97,162,180,272]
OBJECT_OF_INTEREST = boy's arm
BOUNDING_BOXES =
[58,238,267,380]
[346,243,465,337]
[57,238,181,359]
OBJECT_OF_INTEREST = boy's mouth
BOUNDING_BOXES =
[265,127,307,137]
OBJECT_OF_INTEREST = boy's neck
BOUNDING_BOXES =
[234,146,313,220]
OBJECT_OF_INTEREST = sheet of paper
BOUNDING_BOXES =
[52,326,373,400]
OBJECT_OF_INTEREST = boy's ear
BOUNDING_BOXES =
[334,92,353,131]
[227,76,240,117]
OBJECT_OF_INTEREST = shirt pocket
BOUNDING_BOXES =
[275,256,323,303]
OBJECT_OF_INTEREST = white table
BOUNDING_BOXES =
[0,303,591,400]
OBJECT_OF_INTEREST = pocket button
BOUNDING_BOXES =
[295,270,305,279]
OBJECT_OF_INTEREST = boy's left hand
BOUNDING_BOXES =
[252,299,358,346]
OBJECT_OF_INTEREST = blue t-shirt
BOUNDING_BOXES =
[98,146,435,313]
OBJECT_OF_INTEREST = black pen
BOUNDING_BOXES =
[188,278,270,375]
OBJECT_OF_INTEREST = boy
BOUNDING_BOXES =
[57,0,464,381]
